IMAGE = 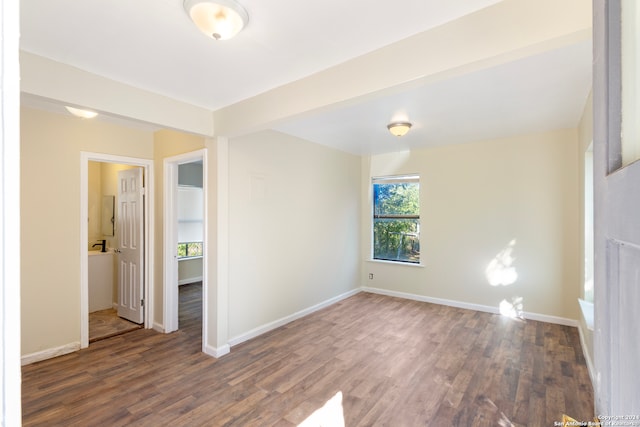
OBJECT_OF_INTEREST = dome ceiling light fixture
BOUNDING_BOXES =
[387,122,412,137]
[183,0,249,41]
[65,106,98,119]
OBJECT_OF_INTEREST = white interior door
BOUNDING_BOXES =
[117,167,144,324]
[594,0,640,414]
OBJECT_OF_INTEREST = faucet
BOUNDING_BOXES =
[92,239,106,253]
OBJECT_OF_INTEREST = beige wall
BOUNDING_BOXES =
[20,107,154,355]
[20,106,585,358]
[152,129,206,327]
[361,129,580,320]
[87,161,102,245]
[20,110,207,356]
[227,130,361,339]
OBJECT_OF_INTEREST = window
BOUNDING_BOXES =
[177,186,203,259]
[178,242,203,258]
[372,175,420,263]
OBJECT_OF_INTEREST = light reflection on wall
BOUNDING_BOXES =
[486,240,525,320]
[485,239,518,287]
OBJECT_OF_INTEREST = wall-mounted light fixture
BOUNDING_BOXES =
[65,106,98,119]
[387,122,412,137]
[183,0,248,40]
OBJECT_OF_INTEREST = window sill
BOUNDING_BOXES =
[578,298,594,331]
[178,256,203,261]
[366,259,425,268]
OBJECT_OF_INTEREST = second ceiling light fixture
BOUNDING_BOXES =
[387,122,413,137]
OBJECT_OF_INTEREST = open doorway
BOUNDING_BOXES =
[87,162,145,343]
[80,152,154,349]
[176,161,204,336]
[163,149,207,350]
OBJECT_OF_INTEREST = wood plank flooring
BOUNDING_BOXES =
[89,308,143,343]
[22,287,594,426]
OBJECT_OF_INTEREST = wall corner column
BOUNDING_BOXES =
[204,136,230,357]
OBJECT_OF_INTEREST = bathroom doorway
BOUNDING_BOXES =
[87,162,144,342]
[80,152,154,349]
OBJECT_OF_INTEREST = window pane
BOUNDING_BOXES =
[373,218,420,263]
[177,243,187,257]
[374,182,419,216]
[187,242,203,257]
[178,242,202,258]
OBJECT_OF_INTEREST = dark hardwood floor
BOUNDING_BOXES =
[22,286,594,426]
[89,308,143,343]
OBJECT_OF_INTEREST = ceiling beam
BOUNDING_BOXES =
[213,0,591,137]
[20,52,215,136]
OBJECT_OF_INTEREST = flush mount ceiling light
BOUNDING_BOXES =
[183,0,248,40]
[387,122,412,137]
[65,106,98,119]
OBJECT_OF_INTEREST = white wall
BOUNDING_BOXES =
[228,130,361,340]
[361,129,580,321]
[179,258,203,284]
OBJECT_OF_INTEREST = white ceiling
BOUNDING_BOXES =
[275,40,592,155]
[20,0,592,155]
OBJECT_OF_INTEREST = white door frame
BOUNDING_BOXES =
[163,149,208,346]
[80,152,154,348]
[1,0,22,422]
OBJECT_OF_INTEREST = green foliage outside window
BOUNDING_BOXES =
[178,242,203,258]
[373,178,420,263]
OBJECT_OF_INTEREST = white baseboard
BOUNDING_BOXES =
[179,276,203,286]
[204,343,230,358]
[521,310,577,327]
[577,323,596,386]
[21,342,80,366]
[228,288,361,347]
[361,286,578,327]
[152,322,165,333]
